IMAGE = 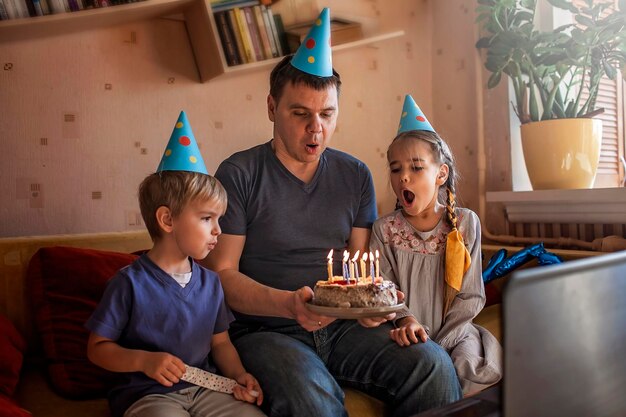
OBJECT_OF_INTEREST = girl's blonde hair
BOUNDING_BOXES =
[389,130,460,229]
[138,171,228,240]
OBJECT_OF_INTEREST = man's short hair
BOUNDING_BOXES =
[138,171,227,240]
[269,55,342,103]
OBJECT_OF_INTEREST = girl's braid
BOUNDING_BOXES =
[446,186,458,230]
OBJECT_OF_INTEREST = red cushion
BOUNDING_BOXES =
[0,395,30,417]
[484,282,502,307]
[0,315,26,397]
[27,246,138,399]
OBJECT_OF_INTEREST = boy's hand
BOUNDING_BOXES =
[390,318,429,346]
[233,372,263,406]
[142,352,186,387]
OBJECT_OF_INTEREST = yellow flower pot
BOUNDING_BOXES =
[520,118,602,190]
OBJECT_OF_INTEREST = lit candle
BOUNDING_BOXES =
[342,250,349,280]
[360,252,368,281]
[375,249,380,278]
[369,251,375,282]
[327,249,333,281]
[350,250,360,283]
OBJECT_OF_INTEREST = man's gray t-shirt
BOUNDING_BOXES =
[215,141,377,327]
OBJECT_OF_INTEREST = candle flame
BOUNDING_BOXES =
[375,249,380,259]
[369,251,374,259]
[327,249,333,261]
[351,250,360,262]
[343,250,349,262]
[362,252,368,261]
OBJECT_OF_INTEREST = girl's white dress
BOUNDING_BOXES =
[370,208,502,394]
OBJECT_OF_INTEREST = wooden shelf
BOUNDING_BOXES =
[219,30,405,79]
[0,0,196,43]
[0,0,405,83]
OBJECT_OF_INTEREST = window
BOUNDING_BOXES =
[573,0,625,188]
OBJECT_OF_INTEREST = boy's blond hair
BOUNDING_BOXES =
[138,171,228,240]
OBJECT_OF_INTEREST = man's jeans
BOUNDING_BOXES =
[231,320,462,417]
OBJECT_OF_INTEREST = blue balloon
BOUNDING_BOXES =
[491,243,544,279]
[482,243,562,284]
[483,249,507,283]
[537,252,563,265]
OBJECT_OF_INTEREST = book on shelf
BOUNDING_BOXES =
[259,4,279,58]
[67,0,80,12]
[0,1,9,20]
[285,17,364,53]
[227,8,247,64]
[38,0,50,15]
[1,0,17,19]
[214,10,242,66]
[252,5,273,60]
[46,0,67,14]
[31,0,45,16]
[4,0,29,18]
[211,0,258,13]
[272,12,289,56]
[242,6,264,61]
[233,7,256,63]
[23,0,36,17]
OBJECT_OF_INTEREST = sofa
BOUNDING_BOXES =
[0,231,595,417]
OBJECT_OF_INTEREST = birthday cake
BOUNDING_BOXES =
[312,277,398,308]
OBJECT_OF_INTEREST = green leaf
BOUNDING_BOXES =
[603,61,617,79]
[474,0,626,121]
[487,71,503,88]
[574,15,595,28]
[547,0,578,13]
[476,37,492,49]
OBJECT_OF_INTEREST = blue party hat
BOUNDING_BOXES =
[290,8,333,77]
[397,94,435,134]
[156,111,208,175]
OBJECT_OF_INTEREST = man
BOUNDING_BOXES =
[203,9,462,417]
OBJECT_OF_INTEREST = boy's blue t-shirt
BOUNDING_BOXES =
[215,141,377,327]
[85,254,234,417]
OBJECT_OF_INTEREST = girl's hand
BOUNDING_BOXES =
[233,372,263,406]
[357,291,404,328]
[390,319,429,346]
[141,352,186,387]
[357,313,396,328]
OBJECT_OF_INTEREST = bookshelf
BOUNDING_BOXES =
[205,30,405,80]
[0,0,196,42]
[0,0,405,83]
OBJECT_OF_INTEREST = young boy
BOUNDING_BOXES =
[86,111,265,417]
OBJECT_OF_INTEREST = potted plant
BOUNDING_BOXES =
[476,0,626,189]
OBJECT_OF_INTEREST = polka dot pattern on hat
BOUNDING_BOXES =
[290,8,333,77]
[396,94,435,135]
[156,111,209,175]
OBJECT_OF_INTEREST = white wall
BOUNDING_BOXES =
[0,0,437,237]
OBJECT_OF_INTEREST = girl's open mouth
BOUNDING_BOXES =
[403,189,415,205]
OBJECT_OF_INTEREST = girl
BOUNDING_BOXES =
[370,95,502,395]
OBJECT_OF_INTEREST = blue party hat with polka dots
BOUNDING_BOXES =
[290,7,332,77]
[156,111,208,175]
[397,94,435,134]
